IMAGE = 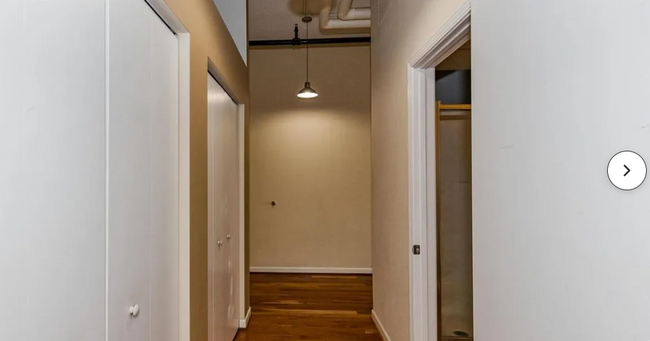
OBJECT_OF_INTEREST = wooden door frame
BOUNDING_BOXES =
[407,1,471,340]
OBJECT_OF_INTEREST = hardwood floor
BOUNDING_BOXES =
[234,273,382,341]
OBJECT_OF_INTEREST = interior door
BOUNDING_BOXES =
[108,0,178,340]
[207,74,240,341]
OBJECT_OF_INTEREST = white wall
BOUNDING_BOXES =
[473,1,650,340]
[0,1,106,340]
[212,0,247,63]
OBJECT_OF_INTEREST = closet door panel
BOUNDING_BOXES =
[207,75,240,341]
[0,1,106,340]
[208,75,227,341]
[107,0,153,339]
[149,14,180,341]
[224,98,240,340]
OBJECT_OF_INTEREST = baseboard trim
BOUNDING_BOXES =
[249,267,372,274]
[239,307,252,328]
[371,310,392,341]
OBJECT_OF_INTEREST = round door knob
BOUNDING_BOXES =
[129,304,140,318]
[226,234,231,240]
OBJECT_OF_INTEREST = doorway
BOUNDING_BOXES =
[406,2,471,340]
[434,41,472,341]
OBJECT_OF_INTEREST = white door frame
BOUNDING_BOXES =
[207,61,249,330]
[407,1,471,340]
[135,2,191,340]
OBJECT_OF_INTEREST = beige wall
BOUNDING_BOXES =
[249,46,372,269]
[437,41,471,70]
[437,43,474,337]
[371,0,468,339]
[439,118,473,337]
[161,0,250,340]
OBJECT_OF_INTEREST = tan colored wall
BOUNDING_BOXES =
[439,118,473,337]
[371,0,468,339]
[437,41,471,71]
[249,46,372,269]
[162,0,249,340]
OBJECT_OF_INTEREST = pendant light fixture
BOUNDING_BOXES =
[297,0,318,99]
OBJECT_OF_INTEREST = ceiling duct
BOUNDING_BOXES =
[319,0,370,30]
[337,0,370,20]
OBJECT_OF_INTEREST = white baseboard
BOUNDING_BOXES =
[371,310,392,341]
[249,267,372,274]
[239,307,252,328]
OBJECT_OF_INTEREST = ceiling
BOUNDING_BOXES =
[248,0,371,41]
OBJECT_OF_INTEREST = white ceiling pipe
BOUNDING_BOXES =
[337,0,371,20]
[319,0,370,30]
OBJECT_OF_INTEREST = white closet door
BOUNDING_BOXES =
[108,0,152,338]
[223,97,240,339]
[208,75,226,341]
[149,10,180,341]
[108,0,178,340]
[0,1,106,340]
[207,75,240,341]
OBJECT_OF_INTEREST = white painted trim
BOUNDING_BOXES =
[408,65,430,341]
[147,0,189,34]
[176,32,191,341]
[238,104,246,322]
[239,307,252,328]
[249,267,372,274]
[372,310,392,341]
[208,59,242,105]
[424,68,438,341]
[407,1,471,341]
[410,0,471,68]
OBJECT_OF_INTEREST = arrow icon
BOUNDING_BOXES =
[624,165,631,176]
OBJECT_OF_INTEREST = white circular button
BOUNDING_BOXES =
[607,151,646,190]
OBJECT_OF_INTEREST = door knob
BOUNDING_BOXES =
[129,304,140,318]
[226,234,231,240]
[217,240,224,247]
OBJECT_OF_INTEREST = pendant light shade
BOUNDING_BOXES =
[297,81,318,99]
[297,4,318,99]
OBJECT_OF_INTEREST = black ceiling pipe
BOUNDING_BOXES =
[249,37,371,47]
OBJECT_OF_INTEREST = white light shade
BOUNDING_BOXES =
[297,81,318,99]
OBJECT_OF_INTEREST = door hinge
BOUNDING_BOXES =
[413,245,421,255]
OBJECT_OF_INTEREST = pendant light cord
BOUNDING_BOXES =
[304,0,310,82]
[306,16,310,82]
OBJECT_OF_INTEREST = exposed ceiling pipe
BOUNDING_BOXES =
[337,0,371,20]
[319,0,370,30]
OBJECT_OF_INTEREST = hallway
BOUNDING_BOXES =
[235,274,381,340]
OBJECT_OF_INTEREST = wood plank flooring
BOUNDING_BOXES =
[234,273,382,341]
